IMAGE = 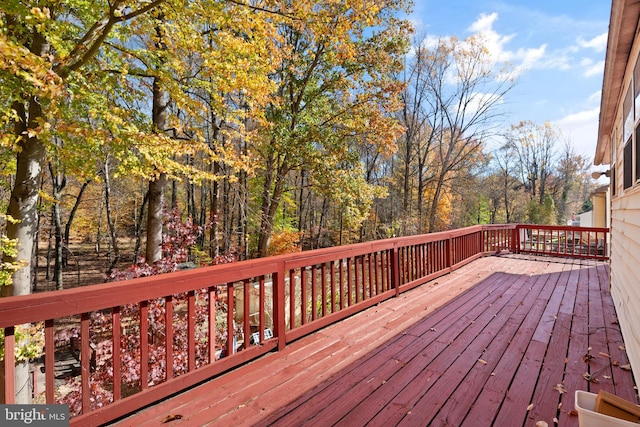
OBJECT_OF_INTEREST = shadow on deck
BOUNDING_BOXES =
[109,255,638,427]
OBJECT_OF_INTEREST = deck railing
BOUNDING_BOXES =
[0,224,608,426]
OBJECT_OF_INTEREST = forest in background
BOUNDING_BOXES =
[0,0,597,295]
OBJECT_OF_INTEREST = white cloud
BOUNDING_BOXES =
[588,90,602,103]
[556,107,599,125]
[466,13,551,77]
[583,60,604,78]
[577,33,608,52]
[553,107,600,158]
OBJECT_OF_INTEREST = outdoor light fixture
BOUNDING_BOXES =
[591,170,611,179]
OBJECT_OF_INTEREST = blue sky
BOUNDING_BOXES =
[409,0,610,162]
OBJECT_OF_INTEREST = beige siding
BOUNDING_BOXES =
[593,194,607,228]
[610,195,640,387]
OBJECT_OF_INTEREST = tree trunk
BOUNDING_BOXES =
[146,173,166,264]
[427,173,446,233]
[95,189,104,254]
[146,67,169,264]
[257,155,286,257]
[103,157,120,274]
[134,190,149,261]
[209,164,220,259]
[2,97,45,404]
[49,163,65,290]
[63,180,91,268]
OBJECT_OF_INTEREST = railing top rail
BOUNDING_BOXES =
[482,224,518,230]
[0,224,607,328]
[516,224,609,233]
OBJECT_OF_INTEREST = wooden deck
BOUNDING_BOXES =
[109,255,638,427]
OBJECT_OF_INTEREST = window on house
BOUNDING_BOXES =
[636,124,640,182]
[635,55,640,119]
[612,165,617,196]
[624,86,633,141]
[635,55,640,118]
[612,127,618,196]
[624,137,633,189]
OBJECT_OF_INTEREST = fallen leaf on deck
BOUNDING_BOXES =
[599,352,611,358]
[161,414,183,423]
[619,344,626,351]
[478,358,487,365]
[527,403,534,411]
[567,410,578,416]
[582,353,594,363]
[553,383,566,394]
[612,361,620,366]
[620,364,632,371]
[553,417,559,424]
[603,375,611,380]
[535,422,548,427]
[430,328,437,332]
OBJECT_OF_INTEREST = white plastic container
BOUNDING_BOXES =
[575,391,640,427]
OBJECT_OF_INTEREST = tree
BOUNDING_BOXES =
[254,0,411,256]
[503,121,559,223]
[422,36,513,232]
[0,0,277,403]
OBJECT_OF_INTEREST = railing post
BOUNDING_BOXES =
[391,245,400,297]
[513,225,520,254]
[2,326,15,404]
[448,236,454,270]
[274,262,287,351]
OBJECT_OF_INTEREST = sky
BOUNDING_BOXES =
[409,0,610,164]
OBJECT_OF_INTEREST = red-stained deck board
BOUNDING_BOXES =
[586,262,616,396]
[110,256,638,427]
[523,264,573,424]
[392,265,553,426]
[254,333,417,427]
[356,263,548,426]
[255,268,521,426]
[133,332,331,425]
[459,264,572,427]
[422,264,570,426]
[484,268,566,426]
[558,264,592,427]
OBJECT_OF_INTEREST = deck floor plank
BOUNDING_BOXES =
[395,262,555,426]
[109,255,638,427]
[436,264,570,427]
[490,266,565,426]
[558,264,591,427]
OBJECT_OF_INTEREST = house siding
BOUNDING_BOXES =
[592,193,607,228]
[600,0,640,389]
[610,199,640,386]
